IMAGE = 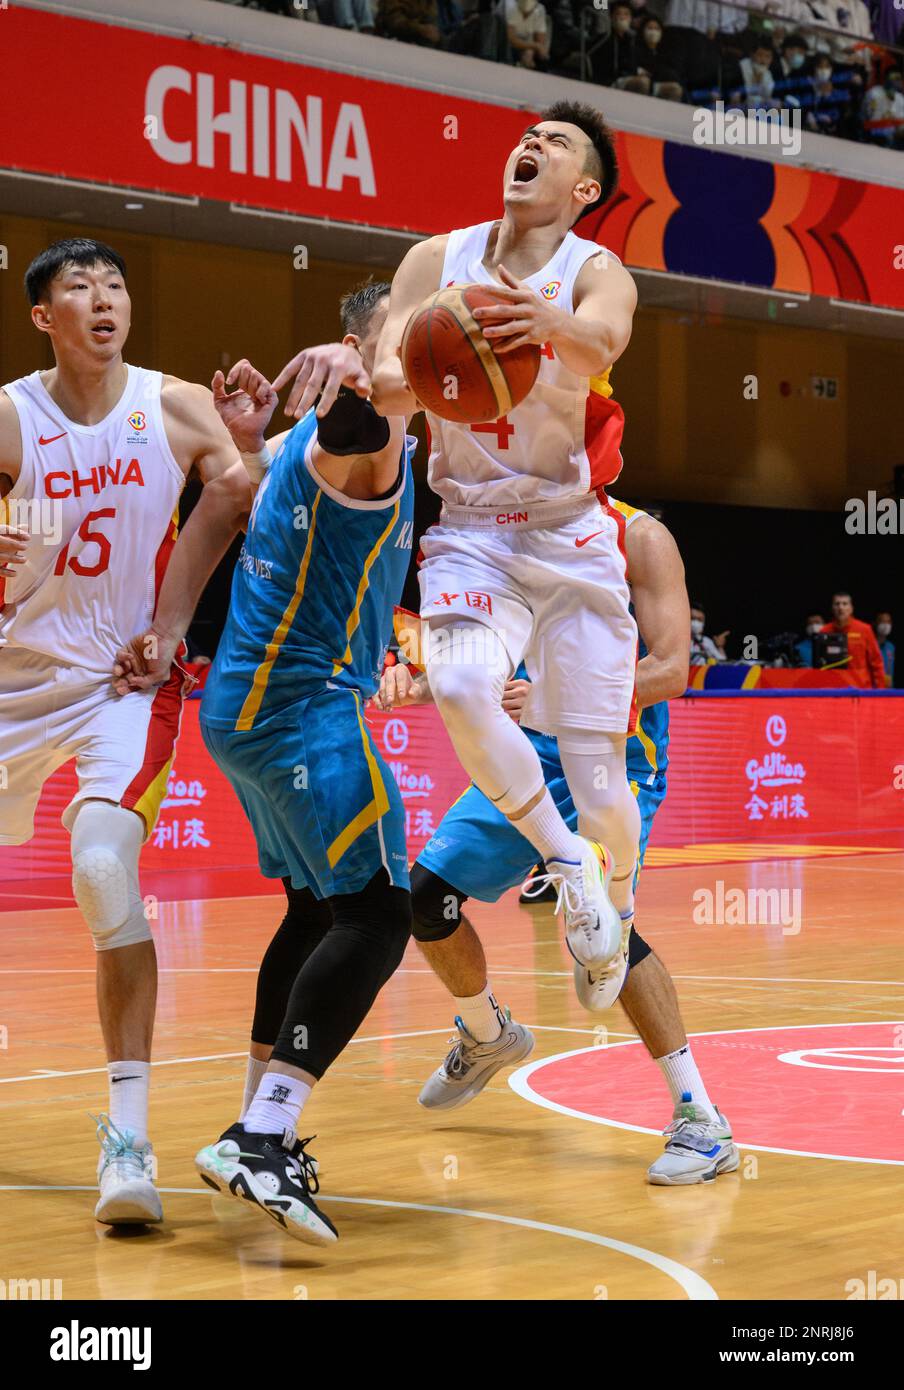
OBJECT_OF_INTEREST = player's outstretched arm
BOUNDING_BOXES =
[211,359,288,491]
[371,236,447,418]
[272,340,407,500]
[626,515,691,707]
[113,380,252,692]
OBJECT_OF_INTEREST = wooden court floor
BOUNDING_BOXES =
[1,845,902,1301]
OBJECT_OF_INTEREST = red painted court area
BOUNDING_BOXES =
[514,1023,904,1164]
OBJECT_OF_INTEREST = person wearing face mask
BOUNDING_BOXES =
[874,612,895,686]
[634,15,686,99]
[795,613,826,667]
[804,55,850,134]
[864,67,904,146]
[590,1,639,87]
[772,33,813,104]
[690,603,728,664]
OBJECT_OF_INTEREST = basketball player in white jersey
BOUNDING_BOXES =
[0,238,251,1225]
[366,100,640,1023]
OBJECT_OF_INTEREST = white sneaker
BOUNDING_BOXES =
[573,911,632,1011]
[94,1114,162,1225]
[418,1013,535,1110]
[647,1099,740,1186]
[522,838,622,969]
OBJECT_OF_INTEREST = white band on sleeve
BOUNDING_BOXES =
[240,445,272,484]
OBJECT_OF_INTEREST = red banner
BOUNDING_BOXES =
[3,694,902,889]
[0,7,528,234]
[2,8,904,306]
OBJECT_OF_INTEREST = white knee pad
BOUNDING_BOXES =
[70,802,151,951]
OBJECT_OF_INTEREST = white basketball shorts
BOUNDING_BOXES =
[418,494,638,735]
[0,646,185,846]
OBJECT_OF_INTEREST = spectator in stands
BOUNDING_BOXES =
[772,32,815,104]
[795,612,826,667]
[590,1,639,86]
[505,0,551,68]
[863,67,904,145]
[332,0,376,29]
[690,602,729,664]
[821,592,885,687]
[634,14,686,99]
[733,38,779,105]
[804,55,852,133]
[875,611,895,686]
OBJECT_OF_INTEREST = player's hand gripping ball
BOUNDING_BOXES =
[401,283,540,424]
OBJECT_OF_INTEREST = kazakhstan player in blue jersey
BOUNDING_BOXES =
[194,282,417,1242]
[377,500,739,1186]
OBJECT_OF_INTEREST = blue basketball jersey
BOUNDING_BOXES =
[202,413,416,731]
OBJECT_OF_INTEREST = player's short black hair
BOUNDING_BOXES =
[24,238,127,307]
[339,278,392,338]
[538,100,619,223]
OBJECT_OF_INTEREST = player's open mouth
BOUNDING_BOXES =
[91,321,115,336]
[513,155,540,183]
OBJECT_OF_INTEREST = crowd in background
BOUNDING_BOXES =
[691,592,895,686]
[227,0,904,147]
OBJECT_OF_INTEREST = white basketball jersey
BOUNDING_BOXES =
[426,220,626,510]
[0,365,184,673]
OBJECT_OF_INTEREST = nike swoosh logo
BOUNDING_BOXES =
[574,531,605,548]
[110,1075,143,1083]
[38,432,67,445]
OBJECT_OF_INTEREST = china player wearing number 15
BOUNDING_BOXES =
[0,238,251,1228]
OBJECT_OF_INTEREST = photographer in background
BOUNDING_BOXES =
[690,601,728,665]
[795,612,826,667]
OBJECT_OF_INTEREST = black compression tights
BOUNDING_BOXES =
[256,871,412,1080]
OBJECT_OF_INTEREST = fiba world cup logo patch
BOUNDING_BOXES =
[126,409,148,445]
[540,280,561,300]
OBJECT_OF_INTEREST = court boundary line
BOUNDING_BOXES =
[0,1185,717,1300]
[0,1024,628,1086]
[508,1020,904,1167]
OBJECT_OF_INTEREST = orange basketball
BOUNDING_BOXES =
[400,283,541,424]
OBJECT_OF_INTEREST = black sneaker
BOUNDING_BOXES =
[195,1123,338,1245]
[519,862,559,904]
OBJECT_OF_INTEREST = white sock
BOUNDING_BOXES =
[655,1044,720,1123]
[241,1055,270,1121]
[107,1060,150,1147]
[514,790,584,865]
[243,1070,312,1135]
[455,986,504,1043]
